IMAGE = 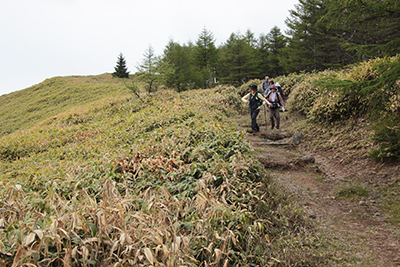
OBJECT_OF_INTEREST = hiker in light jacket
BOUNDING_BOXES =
[242,84,272,133]
[265,84,285,129]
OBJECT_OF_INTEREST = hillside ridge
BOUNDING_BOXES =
[0,73,128,137]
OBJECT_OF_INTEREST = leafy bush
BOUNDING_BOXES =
[273,72,311,96]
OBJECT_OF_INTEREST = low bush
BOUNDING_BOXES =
[286,55,400,161]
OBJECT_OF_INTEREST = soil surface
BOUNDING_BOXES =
[236,112,400,266]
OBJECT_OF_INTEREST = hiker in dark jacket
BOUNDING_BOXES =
[242,84,272,133]
[265,85,285,129]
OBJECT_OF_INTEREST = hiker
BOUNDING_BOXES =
[261,76,270,97]
[265,85,285,129]
[242,84,272,133]
[275,82,287,107]
[275,82,284,96]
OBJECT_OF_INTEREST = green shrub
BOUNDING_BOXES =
[370,115,400,162]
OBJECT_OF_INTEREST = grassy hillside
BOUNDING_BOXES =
[0,74,130,137]
[2,54,399,265]
[0,79,342,266]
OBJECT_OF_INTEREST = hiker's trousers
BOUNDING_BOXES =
[250,108,260,132]
[269,107,280,129]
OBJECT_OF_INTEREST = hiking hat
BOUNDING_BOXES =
[250,84,258,91]
[265,76,269,79]
[270,85,277,90]
[276,82,280,87]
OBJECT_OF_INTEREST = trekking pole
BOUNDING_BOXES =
[263,104,268,130]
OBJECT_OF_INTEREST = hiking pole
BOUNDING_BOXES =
[263,104,268,130]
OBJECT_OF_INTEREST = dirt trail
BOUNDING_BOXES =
[236,113,400,266]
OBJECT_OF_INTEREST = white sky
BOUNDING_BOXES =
[0,0,298,96]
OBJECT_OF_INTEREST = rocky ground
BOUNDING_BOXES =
[236,111,400,266]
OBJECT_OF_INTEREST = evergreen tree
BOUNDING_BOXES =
[136,45,160,93]
[112,53,130,78]
[217,33,259,86]
[265,26,287,76]
[159,40,196,92]
[244,29,257,48]
[323,0,400,60]
[255,33,272,78]
[279,0,351,73]
[193,27,218,88]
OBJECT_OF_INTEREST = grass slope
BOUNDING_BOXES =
[0,74,129,137]
[0,77,342,266]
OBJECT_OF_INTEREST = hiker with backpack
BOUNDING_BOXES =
[274,82,284,96]
[242,84,272,133]
[274,81,286,106]
[265,84,285,129]
[261,76,270,97]
[270,80,286,107]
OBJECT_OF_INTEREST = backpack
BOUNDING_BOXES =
[266,91,281,109]
[249,91,263,109]
[275,83,284,96]
[277,86,284,96]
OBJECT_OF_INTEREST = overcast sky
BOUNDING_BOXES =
[0,0,298,96]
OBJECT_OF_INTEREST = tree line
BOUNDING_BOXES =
[114,0,400,92]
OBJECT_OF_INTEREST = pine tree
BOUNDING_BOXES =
[323,0,400,60]
[279,0,351,73]
[255,33,272,78]
[136,45,159,93]
[112,53,130,78]
[217,32,259,86]
[159,40,196,92]
[193,27,218,88]
[265,26,287,76]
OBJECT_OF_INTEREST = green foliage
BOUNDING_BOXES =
[323,0,400,60]
[193,27,218,88]
[264,26,288,77]
[136,45,160,93]
[287,55,400,162]
[112,53,130,78]
[281,0,353,73]
[370,115,400,162]
[289,56,400,121]
[217,32,260,86]
[159,40,197,92]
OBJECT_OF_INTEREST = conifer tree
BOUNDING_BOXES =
[256,33,272,78]
[159,40,196,92]
[136,45,159,93]
[193,27,218,88]
[265,26,287,77]
[323,0,400,60]
[279,0,351,73]
[217,32,259,86]
[112,53,130,78]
